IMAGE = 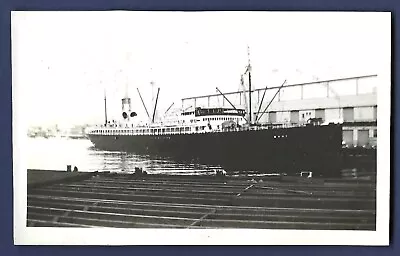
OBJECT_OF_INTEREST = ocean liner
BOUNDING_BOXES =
[86,51,343,176]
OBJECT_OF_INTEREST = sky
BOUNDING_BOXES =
[12,11,390,128]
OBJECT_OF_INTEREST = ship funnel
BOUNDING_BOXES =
[122,97,132,121]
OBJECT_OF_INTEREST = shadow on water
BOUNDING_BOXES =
[29,138,377,178]
[88,145,377,179]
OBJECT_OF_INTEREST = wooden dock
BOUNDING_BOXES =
[27,170,376,230]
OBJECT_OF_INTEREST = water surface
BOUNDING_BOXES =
[27,137,225,175]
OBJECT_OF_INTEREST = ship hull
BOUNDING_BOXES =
[87,124,343,177]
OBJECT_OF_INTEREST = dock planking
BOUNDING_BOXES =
[26,170,376,230]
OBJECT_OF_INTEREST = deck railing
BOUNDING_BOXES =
[86,122,330,136]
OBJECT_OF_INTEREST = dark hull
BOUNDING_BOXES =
[88,124,343,177]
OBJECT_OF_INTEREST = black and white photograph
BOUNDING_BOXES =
[12,11,391,245]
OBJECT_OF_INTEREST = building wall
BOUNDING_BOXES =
[182,75,378,147]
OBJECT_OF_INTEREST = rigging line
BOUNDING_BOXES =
[137,88,151,120]
[216,87,248,123]
[256,80,287,123]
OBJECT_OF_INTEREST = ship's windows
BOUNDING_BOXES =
[166,128,170,132]
[373,129,377,137]
[185,127,190,131]
[195,127,199,131]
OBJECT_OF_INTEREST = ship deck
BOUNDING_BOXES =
[27,170,376,229]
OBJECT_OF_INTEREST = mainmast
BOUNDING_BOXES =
[242,45,252,125]
[104,88,108,125]
[247,46,252,124]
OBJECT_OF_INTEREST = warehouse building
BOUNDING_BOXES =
[181,74,377,148]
